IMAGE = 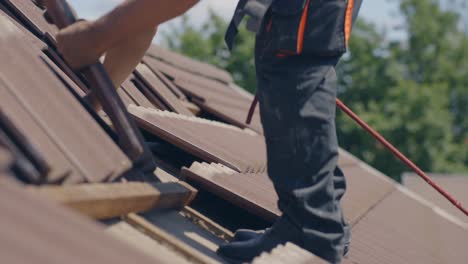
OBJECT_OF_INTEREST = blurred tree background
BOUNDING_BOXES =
[163,0,468,181]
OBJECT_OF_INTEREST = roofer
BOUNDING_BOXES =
[218,1,362,263]
[49,0,362,263]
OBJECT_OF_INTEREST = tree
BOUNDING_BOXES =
[162,2,468,181]
[163,11,257,93]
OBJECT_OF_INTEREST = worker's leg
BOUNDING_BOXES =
[219,49,347,264]
[261,54,346,263]
[56,0,198,69]
[103,27,157,87]
[333,166,351,255]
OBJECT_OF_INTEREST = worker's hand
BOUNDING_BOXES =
[56,20,105,69]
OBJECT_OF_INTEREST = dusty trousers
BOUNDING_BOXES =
[255,36,350,263]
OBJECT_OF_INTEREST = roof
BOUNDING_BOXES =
[0,179,161,264]
[403,173,468,224]
[0,1,467,263]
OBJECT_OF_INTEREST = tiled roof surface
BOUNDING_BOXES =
[253,243,329,264]
[0,15,131,183]
[182,162,280,221]
[121,76,156,108]
[343,187,467,264]
[3,0,58,37]
[144,55,264,133]
[404,173,468,224]
[130,106,267,174]
[135,63,194,116]
[146,45,233,84]
[1,1,467,263]
[0,180,161,264]
[107,220,193,264]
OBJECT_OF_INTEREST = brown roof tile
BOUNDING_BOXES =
[0,180,166,264]
[135,63,193,116]
[107,221,194,264]
[182,162,279,221]
[121,76,156,108]
[146,45,233,84]
[404,174,468,223]
[342,163,397,225]
[2,0,58,37]
[344,188,468,264]
[182,161,397,224]
[130,106,267,174]
[175,78,263,133]
[144,56,263,133]
[0,16,131,183]
[0,146,13,172]
[0,79,83,183]
[117,86,137,107]
[0,4,46,49]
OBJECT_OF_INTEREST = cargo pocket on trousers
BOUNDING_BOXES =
[267,0,350,57]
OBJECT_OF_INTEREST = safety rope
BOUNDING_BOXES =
[335,99,468,216]
[245,97,468,217]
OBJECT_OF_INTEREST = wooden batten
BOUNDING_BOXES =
[30,181,197,220]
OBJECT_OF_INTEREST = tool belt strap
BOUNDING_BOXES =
[225,0,274,50]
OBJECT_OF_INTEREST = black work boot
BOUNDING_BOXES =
[231,228,267,242]
[217,216,303,263]
[230,228,350,257]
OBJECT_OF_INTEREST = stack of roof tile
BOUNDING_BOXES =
[144,51,263,133]
[130,106,266,173]
[0,12,131,184]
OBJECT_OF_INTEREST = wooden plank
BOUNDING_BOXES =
[182,206,234,242]
[142,209,226,263]
[31,182,197,220]
[125,213,219,264]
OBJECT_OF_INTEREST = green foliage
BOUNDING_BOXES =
[163,11,257,93]
[162,1,468,180]
[339,0,468,180]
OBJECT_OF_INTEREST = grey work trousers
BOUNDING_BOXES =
[255,36,349,263]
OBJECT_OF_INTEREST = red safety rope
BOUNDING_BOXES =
[245,97,468,217]
[336,99,468,216]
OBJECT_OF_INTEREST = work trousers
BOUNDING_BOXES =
[255,33,349,263]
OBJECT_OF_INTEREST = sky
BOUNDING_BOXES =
[68,0,403,43]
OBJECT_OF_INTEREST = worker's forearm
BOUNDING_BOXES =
[103,27,157,88]
[94,0,198,51]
